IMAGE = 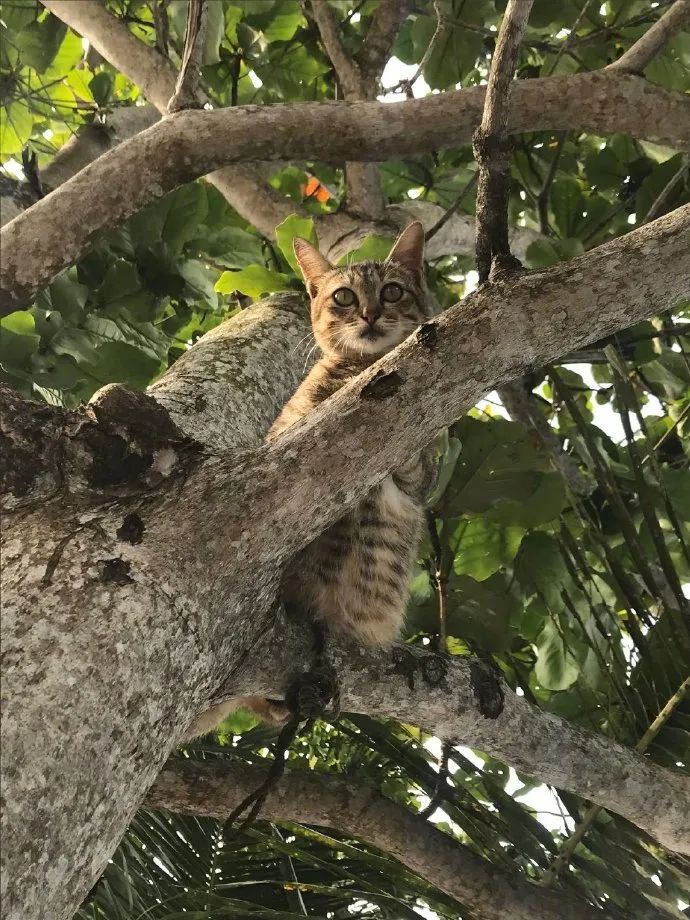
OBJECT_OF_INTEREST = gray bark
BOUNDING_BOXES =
[2,204,689,920]
[146,759,602,920]
[3,70,689,311]
[607,0,690,74]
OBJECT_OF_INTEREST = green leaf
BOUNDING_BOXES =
[275,213,317,272]
[551,176,585,237]
[525,236,584,268]
[452,518,525,581]
[0,311,40,366]
[215,265,291,298]
[83,342,163,389]
[585,147,627,192]
[515,531,571,613]
[635,153,685,221]
[15,14,66,72]
[338,233,395,264]
[89,71,114,106]
[448,572,519,651]
[534,617,581,690]
[0,101,33,157]
[44,28,83,78]
[262,0,304,42]
[162,183,208,253]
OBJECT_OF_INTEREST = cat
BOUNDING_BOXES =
[184,222,433,739]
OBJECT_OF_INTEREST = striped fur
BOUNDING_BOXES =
[269,222,433,645]
[185,224,432,736]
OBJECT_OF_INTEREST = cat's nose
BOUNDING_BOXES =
[362,308,381,325]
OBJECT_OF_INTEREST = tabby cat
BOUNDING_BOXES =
[185,222,433,738]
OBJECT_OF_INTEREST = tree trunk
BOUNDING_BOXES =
[3,204,690,919]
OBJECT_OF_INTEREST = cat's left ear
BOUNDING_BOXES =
[386,221,425,277]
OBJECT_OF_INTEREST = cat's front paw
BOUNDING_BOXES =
[388,646,449,691]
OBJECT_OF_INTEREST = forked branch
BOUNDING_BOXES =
[167,0,207,112]
[473,0,534,282]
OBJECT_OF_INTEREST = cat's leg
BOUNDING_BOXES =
[183,696,290,740]
[392,446,437,502]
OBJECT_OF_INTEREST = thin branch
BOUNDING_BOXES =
[641,156,689,224]
[473,0,534,282]
[146,758,603,920]
[308,0,362,97]
[424,171,478,242]
[389,0,443,96]
[607,0,690,74]
[167,0,207,112]
[536,132,567,236]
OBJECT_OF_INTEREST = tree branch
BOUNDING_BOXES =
[166,0,206,112]
[224,619,690,859]
[473,0,533,282]
[146,758,603,920]
[3,71,688,312]
[308,0,362,97]
[607,0,690,74]
[4,208,689,920]
[357,0,413,82]
[41,0,301,243]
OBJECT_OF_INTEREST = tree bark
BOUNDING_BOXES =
[2,204,689,920]
[3,70,689,311]
[146,759,603,920]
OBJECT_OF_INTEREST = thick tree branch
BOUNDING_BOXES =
[3,71,688,312]
[40,0,296,244]
[146,759,602,920]
[607,0,690,74]
[4,208,689,920]
[473,0,533,282]
[223,624,690,859]
[166,0,206,112]
[309,0,410,217]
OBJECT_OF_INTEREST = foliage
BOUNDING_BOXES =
[2,0,690,918]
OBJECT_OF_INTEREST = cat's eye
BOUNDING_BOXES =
[333,288,357,307]
[381,282,403,303]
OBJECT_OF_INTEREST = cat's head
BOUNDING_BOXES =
[293,222,431,359]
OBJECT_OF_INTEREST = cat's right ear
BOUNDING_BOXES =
[293,238,333,298]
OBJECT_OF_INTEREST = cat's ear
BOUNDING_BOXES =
[386,221,425,276]
[293,238,333,298]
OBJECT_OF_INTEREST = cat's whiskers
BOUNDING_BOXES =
[291,330,316,356]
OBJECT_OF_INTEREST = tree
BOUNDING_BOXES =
[1,1,690,918]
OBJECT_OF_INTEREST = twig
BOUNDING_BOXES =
[390,0,443,96]
[540,675,690,886]
[425,171,478,242]
[473,0,534,283]
[607,0,690,74]
[545,0,596,76]
[167,0,207,113]
[418,740,452,818]
[536,132,567,236]
[641,157,689,225]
